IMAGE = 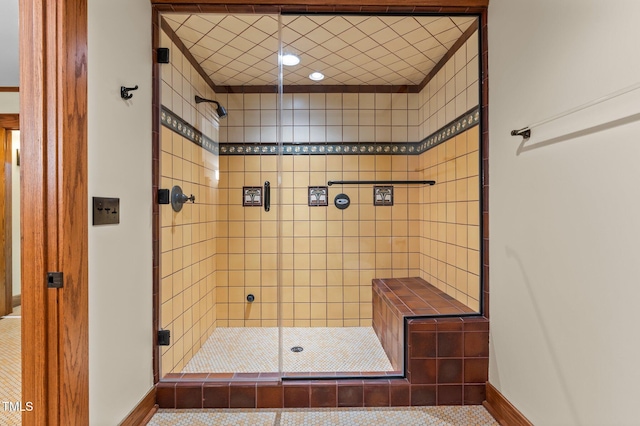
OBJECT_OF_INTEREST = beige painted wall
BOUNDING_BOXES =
[0,93,19,114]
[489,0,640,424]
[87,0,153,424]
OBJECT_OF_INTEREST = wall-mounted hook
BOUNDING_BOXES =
[121,85,139,100]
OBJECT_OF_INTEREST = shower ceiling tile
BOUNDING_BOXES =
[390,17,422,36]
[323,16,353,36]
[175,26,205,45]
[240,27,271,45]
[259,36,279,52]
[425,17,456,35]
[163,13,478,88]
[198,35,225,53]
[183,15,217,35]
[306,45,332,62]
[164,14,190,29]
[306,27,335,45]
[217,15,252,34]
[218,44,244,60]
[358,16,388,34]
[253,17,278,36]
[201,14,225,26]
[436,27,463,45]
[337,26,369,45]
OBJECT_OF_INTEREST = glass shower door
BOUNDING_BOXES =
[277,14,410,377]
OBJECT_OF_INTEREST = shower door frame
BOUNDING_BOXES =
[151,0,489,388]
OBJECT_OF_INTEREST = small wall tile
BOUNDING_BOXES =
[257,384,283,408]
[437,359,463,384]
[364,383,390,407]
[463,358,489,384]
[389,381,411,406]
[156,383,176,408]
[410,385,437,406]
[464,331,489,357]
[283,384,310,408]
[463,384,486,405]
[310,385,337,408]
[229,384,257,408]
[175,383,203,409]
[437,385,463,405]
[203,384,229,408]
[338,384,364,407]
[437,332,463,358]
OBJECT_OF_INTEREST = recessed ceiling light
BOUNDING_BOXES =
[309,72,325,81]
[282,54,300,66]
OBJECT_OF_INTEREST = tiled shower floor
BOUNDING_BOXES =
[148,407,499,426]
[181,327,394,374]
[0,306,21,426]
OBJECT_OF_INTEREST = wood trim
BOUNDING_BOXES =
[12,294,20,308]
[0,128,8,317]
[0,87,19,92]
[20,0,89,424]
[2,128,12,317]
[152,0,489,7]
[57,0,89,423]
[0,114,20,130]
[119,388,158,426]
[20,0,53,422]
[483,382,533,426]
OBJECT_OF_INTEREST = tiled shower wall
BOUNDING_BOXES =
[418,31,479,138]
[160,27,221,375]
[418,30,481,309]
[216,154,421,327]
[159,24,481,357]
[218,92,420,144]
[418,127,481,310]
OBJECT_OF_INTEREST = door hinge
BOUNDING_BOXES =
[157,330,170,346]
[47,272,63,289]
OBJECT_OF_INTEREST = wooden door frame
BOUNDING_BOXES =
[0,121,16,317]
[20,0,89,424]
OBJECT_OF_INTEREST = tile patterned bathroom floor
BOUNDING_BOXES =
[0,306,21,426]
[181,327,394,374]
[148,407,499,426]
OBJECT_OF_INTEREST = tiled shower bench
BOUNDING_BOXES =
[372,277,489,405]
[156,277,488,408]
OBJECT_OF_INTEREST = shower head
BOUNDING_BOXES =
[195,95,228,119]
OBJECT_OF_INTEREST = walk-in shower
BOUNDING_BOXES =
[157,10,482,380]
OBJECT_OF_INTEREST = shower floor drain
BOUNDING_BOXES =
[290,346,303,353]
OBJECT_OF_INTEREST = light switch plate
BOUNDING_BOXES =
[93,197,120,225]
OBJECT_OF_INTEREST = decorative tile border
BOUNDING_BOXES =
[161,106,219,155]
[417,106,480,153]
[161,104,478,157]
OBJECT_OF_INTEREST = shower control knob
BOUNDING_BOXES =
[247,294,255,303]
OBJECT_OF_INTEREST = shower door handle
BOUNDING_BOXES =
[264,181,270,212]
